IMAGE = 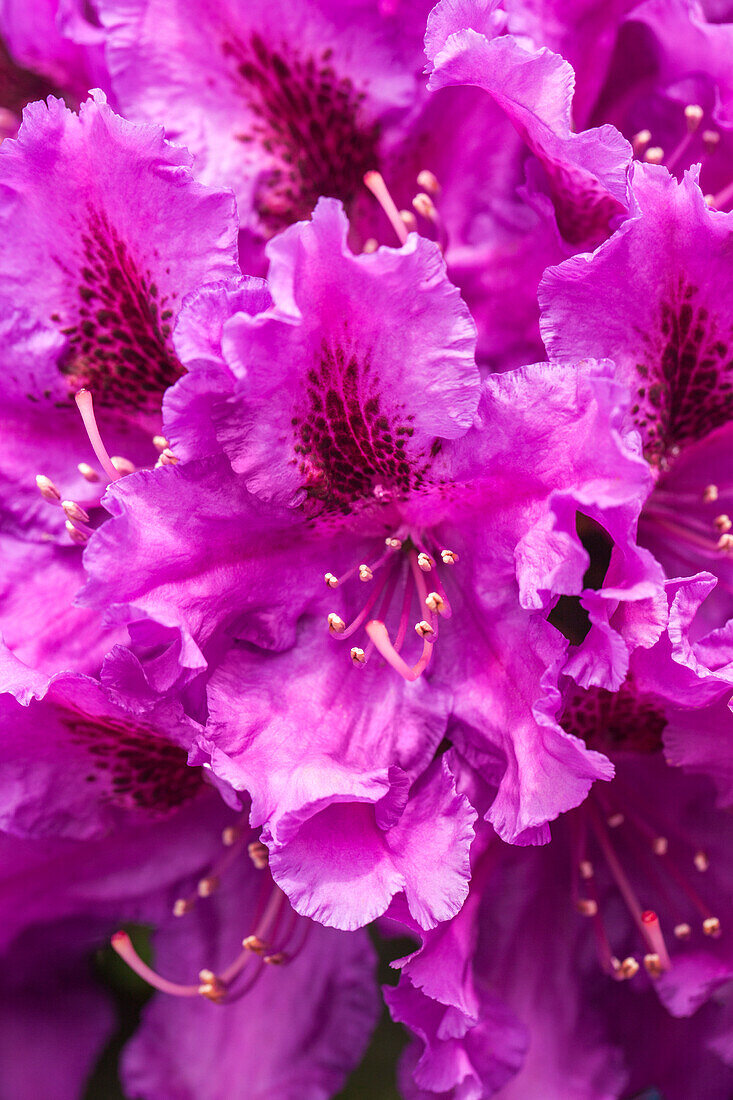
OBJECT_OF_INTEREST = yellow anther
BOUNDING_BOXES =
[65,519,88,545]
[363,238,378,254]
[264,952,288,965]
[618,956,640,980]
[415,620,435,638]
[152,435,169,452]
[417,552,433,572]
[77,462,100,482]
[643,953,663,979]
[111,455,135,476]
[35,474,61,501]
[324,572,339,588]
[327,613,345,635]
[247,841,269,869]
[703,484,719,503]
[440,549,459,565]
[694,850,710,872]
[173,898,194,918]
[607,813,624,828]
[197,875,219,898]
[703,129,720,151]
[652,836,668,856]
[717,533,733,552]
[684,103,704,132]
[358,564,374,581]
[714,514,732,533]
[399,209,417,233]
[62,499,90,524]
[243,935,268,955]
[632,128,652,153]
[198,970,227,1003]
[576,898,598,916]
[222,826,240,847]
[644,146,665,164]
[425,592,447,615]
[416,169,441,195]
[674,922,692,940]
[579,860,594,880]
[350,647,366,664]
[703,916,721,938]
[385,537,403,550]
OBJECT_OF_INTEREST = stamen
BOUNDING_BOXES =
[714,514,732,533]
[632,129,652,156]
[324,572,339,588]
[399,209,417,233]
[425,591,449,617]
[694,850,710,872]
[197,875,219,898]
[74,389,123,482]
[577,898,599,916]
[197,969,227,1003]
[643,953,664,979]
[173,898,194,918]
[440,549,459,565]
[350,646,366,664]
[703,130,720,153]
[416,169,441,195]
[359,564,374,582]
[674,922,692,940]
[414,620,435,639]
[607,812,625,828]
[247,840,269,869]
[65,519,89,545]
[643,146,665,164]
[327,613,345,635]
[417,552,434,572]
[62,500,90,524]
[617,956,640,980]
[684,104,704,132]
[152,435,169,452]
[652,836,668,856]
[222,826,241,847]
[703,484,719,503]
[703,916,722,938]
[363,238,378,254]
[77,462,100,482]
[717,533,733,553]
[35,474,61,502]
[363,170,409,245]
[111,455,136,476]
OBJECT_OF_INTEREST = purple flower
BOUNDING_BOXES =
[387,579,733,1098]
[540,163,733,631]
[97,0,432,241]
[0,91,239,673]
[424,0,632,249]
[0,643,379,1098]
[78,197,660,931]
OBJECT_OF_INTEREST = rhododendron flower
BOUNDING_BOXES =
[540,163,733,631]
[386,578,733,1099]
[0,644,379,1099]
[78,197,663,933]
[0,91,239,673]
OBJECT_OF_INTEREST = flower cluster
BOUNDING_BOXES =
[2,1,733,1097]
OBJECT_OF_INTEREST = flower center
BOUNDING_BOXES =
[324,530,457,681]
[222,32,380,233]
[112,831,308,1004]
[570,791,720,982]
